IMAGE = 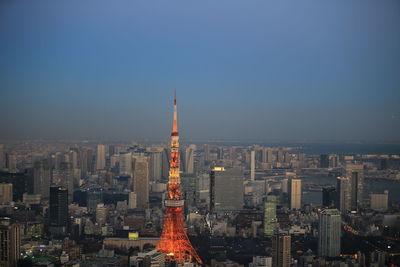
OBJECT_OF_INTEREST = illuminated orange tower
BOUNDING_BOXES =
[156,92,202,265]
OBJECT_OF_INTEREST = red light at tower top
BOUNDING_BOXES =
[156,91,203,265]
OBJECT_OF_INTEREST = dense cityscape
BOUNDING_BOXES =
[1,95,400,267]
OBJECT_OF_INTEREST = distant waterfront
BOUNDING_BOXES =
[302,177,400,205]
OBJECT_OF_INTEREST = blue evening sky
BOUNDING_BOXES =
[0,0,399,142]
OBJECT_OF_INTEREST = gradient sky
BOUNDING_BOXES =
[0,0,399,142]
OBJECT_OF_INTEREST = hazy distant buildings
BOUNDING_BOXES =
[370,191,389,211]
[336,177,351,213]
[320,154,329,168]
[212,167,244,211]
[33,160,51,199]
[250,151,255,181]
[133,157,149,210]
[96,144,106,170]
[0,144,5,170]
[318,209,341,257]
[119,152,132,177]
[182,145,195,175]
[272,234,291,267]
[288,178,301,209]
[57,162,74,203]
[263,195,277,236]
[0,218,21,267]
[262,148,273,163]
[0,183,12,204]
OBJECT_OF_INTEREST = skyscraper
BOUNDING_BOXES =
[250,150,255,181]
[336,177,351,213]
[288,178,301,209]
[182,145,195,175]
[119,152,132,177]
[213,167,244,211]
[132,156,149,210]
[33,159,51,199]
[0,218,21,267]
[204,144,210,162]
[263,195,277,236]
[58,162,74,203]
[96,144,106,170]
[147,147,163,181]
[272,234,291,267]
[318,209,341,257]
[49,186,68,235]
[347,164,364,211]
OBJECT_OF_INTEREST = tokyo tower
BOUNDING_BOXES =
[156,92,203,265]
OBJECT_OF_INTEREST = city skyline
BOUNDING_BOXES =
[1,0,399,142]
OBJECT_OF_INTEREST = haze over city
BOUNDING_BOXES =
[1,0,399,142]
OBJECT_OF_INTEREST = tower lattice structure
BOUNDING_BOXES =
[156,93,202,264]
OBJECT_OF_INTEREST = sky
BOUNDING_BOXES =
[0,0,399,142]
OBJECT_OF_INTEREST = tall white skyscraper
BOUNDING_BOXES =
[183,144,196,174]
[147,147,163,181]
[318,209,341,257]
[337,177,351,213]
[96,144,106,170]
[250,150,255,181]
[288,178,301,209]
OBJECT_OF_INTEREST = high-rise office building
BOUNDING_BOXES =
[263,195,277,236]
[272,234,291,267]
[182,145,195,175]
[322,187,336,208]
[161,148,170,180]
[0,218,21,267]
[49,186,68,235]
[250,151,255,181]
[0,183,12,204]
[336,177,351,213]
[133,156,149,210]
[69,149,78,169]
[217,146,224,160]
[347,164,364,211]
[212,167,244,211]
[57,162,74,203]
[318,209,341,257]
[96,144,106,170]
[288,178,301,209]
[147,147,163,181]
[119,152,133,177]
[33,159,51,199]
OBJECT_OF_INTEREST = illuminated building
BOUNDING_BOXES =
[318,209,341,257]
[156,93,202,264]
[288,178,301,209]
